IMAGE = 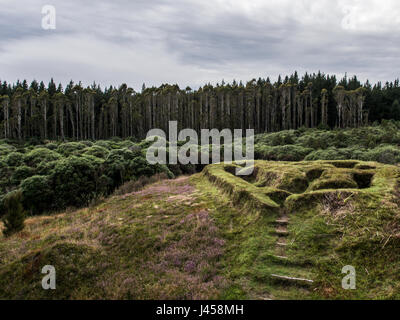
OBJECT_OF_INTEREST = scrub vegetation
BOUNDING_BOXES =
[0,111,400,299]
[0,156,399,299]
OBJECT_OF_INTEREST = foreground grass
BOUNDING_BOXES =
[1,160,400,299]
[0,177,229,299]
[201,160,400,299]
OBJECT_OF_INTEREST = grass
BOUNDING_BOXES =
[0,177,228,299]
[201,160,400,299]
[0,159,399,299]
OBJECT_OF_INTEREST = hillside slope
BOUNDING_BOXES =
[0,160,400,299]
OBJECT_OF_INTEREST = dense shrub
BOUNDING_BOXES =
[94,140,114,149]
[0,140,177,214]
[0,144,16,156]
[10,166,35,185]
[82,146,110,159]
[179,164,197,175]
[1,125,400,216]
[129,156,171,178]
[20,175,54,214]
[255,145,313,161]
[96,139,126,150]
[305,147,352,161]
[2,190,25,237]
[273,145,313,161]
[23,148,62,167]
[298,132,334,149]
[364,145,400,164]
[138,135,169,149]
[50,156,105,208]
[0,161,11,184]
[56,142,87,156]
[36,160,60,175]
[104,148,137,186]
[167,164,182,176]
[119,140,136,149]
[255,131,297,146]
[80,141,94,147]
[4,152,24,167]
[43,142,58,150]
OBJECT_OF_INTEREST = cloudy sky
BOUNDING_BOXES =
[0,0,399,90]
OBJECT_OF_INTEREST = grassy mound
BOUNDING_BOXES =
[203,160,400,299]
[0,160,399,299]
[0,178,228,299]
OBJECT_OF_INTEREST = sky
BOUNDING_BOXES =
[0,0,399,90]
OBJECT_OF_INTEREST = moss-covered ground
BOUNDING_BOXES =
[202,160,400,299]
[0,160,399,299]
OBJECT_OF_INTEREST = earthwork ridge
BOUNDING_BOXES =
[203,160,400,298]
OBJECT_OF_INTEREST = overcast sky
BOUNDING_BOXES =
[0,0,399,90]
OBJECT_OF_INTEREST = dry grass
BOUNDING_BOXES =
[0,176,228,299]
[321,191,355,221]
[113,173,170,196]
[2,160,400,300]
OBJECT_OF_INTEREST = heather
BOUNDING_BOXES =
[1,159,400,299]
[0,178,228,299]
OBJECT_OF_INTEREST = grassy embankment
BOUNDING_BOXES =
[1,159,399,299]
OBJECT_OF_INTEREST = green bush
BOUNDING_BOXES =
[298,132,333,149]
[23,148,62,167]
[94,140,113,149]
[82,146,110,159]
[0,161,11,186]
[43,142,58,150]
[364,145,400,164]
[119,140,136,149]
[255,131,297,146]
[2,125,399,216]
[80,141,94,147]
[4,152,24,167]
[179,163,197,175]
[305,147,352,161]
[11,166,35,185]
[50,156,105,208]
[0,144,16,156]
[255,145,312,161]
[36,160,60,176]
[56,142,87,156]
[20,175,54,214]
[104,148,137,186]
[332,131,350,148]
[0,139,178,213]
[2,190,25,237]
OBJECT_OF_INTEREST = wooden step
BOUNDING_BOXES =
[273,255,288,260]
[275,219,289,225]
[268,254,293,265]
[270,274,314,285]
[274,230,289,236]
[276,242,287,247]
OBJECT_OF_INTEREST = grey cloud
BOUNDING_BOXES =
[0,0,399,89]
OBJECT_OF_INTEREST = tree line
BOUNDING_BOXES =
[1,71,400,141]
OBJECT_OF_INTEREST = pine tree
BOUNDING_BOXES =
[392,99,400,120]
[321,89,328,126]
[2,190,26,237]
[1,95,10,138]
[39,91,49,139]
